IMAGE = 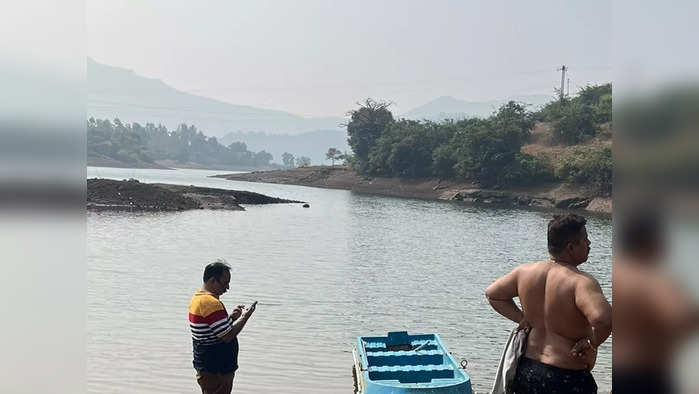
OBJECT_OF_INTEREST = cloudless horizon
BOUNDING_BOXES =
[88,1,611,118]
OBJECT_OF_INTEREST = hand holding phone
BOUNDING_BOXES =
[243,301,257,319]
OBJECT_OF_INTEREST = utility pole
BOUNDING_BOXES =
[557,65,567,102]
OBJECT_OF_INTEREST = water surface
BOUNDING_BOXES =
[87,166,612,393]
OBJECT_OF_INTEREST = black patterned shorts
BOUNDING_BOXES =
[512,357,597,394]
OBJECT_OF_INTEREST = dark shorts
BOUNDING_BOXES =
[513,357,597,394]
[196,370,235,394]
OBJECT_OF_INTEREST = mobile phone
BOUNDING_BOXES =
[250,301,258,309]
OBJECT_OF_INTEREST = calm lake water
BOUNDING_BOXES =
[87,166,612,393]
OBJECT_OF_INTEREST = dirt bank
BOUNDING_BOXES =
[87,178,303,212]
[213,166,611,214]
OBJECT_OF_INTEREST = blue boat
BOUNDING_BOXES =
[352,331,473,394]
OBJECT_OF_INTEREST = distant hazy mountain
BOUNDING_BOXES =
[402,95,554,121]
[87,57,344,138]
[221,129,349,165]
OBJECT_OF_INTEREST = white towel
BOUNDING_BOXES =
[490,327,529,394]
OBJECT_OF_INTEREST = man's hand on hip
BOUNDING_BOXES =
[570,338,597,370]
[517,318,532,331]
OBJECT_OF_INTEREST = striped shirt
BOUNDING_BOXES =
[188,290,238,373]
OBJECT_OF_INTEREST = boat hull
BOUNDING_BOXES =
[353,331,472,394]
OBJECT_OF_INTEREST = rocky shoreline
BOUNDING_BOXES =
[87,178,303,212]
[213,166,611,214]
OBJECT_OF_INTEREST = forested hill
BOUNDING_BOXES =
[87,118,276,170]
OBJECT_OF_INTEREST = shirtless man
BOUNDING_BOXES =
[485,213,612,394]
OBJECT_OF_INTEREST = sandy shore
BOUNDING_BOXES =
[213,166,612,214]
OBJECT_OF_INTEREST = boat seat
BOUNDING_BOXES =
[368,365,454,372]
[367,365,456,383]
[368,355,444,367]
[366,349,443,356]
[364,341,440,353]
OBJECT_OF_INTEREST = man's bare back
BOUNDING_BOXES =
[486,214,612,383]
[517,260,608,370]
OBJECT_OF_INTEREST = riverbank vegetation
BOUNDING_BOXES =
[87,118,275,169]
[345,83,612,195]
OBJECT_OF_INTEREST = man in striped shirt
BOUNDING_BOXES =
[189,260,255,394]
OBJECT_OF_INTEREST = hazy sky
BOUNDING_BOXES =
[88,1,611,117]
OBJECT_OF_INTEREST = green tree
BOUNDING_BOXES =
[432,144,456,178]
[536,83,611,127]
[339,151,354,168]
[451,102,536,187]
[578,83,612,107]
[282,152,295,168]
[535,98,569,123]
[325,147,342,166]
[490,101,535,145]
[556,146,611,195]
[228,141,248,152]
[253,150,273,167]
[296,156,311,167]
[578,83,612,124]
[552,100,597,144]
[346,98,394,173]
[365,120,456,178]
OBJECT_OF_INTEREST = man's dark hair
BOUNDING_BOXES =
[203,259,231,282]
[547,214,587,255]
